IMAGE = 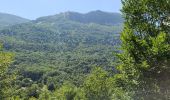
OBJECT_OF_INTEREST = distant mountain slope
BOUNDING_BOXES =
[0,12,30,29]
[37,10,124,25]
[0,11,122,85]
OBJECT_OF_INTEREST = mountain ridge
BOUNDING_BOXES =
[0,12,30,29]
[36,10,123,25]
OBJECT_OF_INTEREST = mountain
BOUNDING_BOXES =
[0,11,122,86]
[36,10,124,25]
[0,12,30,29]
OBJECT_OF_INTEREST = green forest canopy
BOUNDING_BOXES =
[0,1,170,99]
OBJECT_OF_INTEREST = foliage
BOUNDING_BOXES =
[83,67,114,100]
[0,43,14,99]
[114,0,170,99]
[0,11,122,99]
[1,1,169,99]
[39,85,51,100]
[53,82,83,100]
[0,11,121,98]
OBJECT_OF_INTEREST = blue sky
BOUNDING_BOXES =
[0,0,122,20]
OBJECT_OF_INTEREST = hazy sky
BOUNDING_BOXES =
[0,0,122,20]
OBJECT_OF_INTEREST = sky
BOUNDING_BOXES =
[0,0,122,20]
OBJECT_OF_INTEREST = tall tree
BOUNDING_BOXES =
[115,0,170,99]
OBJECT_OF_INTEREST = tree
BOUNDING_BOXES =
[0,43,14,99]
[83,67,114,100]
[115,0,170,99]
[53,82,85,100]
[25,84,41,99]
[39,85,51,100]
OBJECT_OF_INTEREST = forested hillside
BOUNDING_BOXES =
[0,13,29,29]
[0,11,123,99]
[1,1,169,99]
